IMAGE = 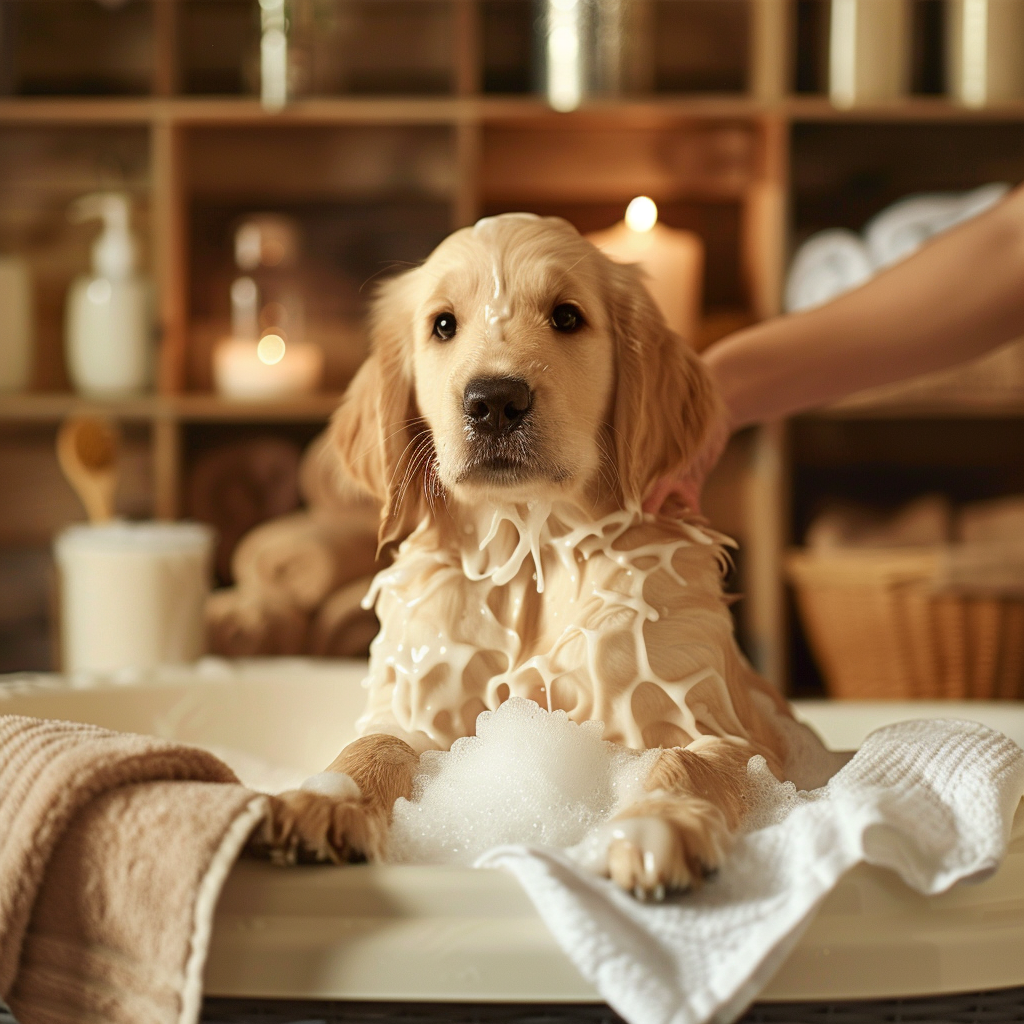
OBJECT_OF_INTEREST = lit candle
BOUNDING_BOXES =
[586,197,705,344]
[213,332,324,400]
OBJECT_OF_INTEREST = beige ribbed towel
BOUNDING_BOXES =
[0,715,267,1024]
[308,575,379,657]
[205,588,309,657]
[231,510,379,613]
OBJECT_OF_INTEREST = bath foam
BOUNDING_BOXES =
[386,696,660,865]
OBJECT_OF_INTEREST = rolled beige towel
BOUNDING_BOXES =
[307,575,379,657]
[231,510,379,613]
[205,588,308,657]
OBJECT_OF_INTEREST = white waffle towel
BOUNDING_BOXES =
[478,720,1024,1024]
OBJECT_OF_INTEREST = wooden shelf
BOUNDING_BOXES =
[813,396,1024,420]
[785,95,1024,122]
[6,94,1024,129]
[0,393,344,424]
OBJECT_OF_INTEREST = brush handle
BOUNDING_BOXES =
[57,418,119,524]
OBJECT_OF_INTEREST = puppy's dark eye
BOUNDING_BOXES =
[551,304,583,333]
[432,312,457,341]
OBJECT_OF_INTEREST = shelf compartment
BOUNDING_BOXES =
[0,125,152,393]
[793,0,948,99]
[182,123,456,392]
[1,0,155,98]
[480,196,749,323]
[651,0,750,94]
[179,0,458,99]
[0,421,154,546]
[185,124,457,201]
[791,120,1024,245]
[482,120,760,202]
[480,0,751,98]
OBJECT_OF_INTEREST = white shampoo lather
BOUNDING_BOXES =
[65,192,153,396]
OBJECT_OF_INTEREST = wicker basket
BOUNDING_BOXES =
[786,548,1024,699]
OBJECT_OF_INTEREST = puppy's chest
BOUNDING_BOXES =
[375,523,726,672]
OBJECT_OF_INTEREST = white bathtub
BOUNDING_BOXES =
[2,659,1023,1006]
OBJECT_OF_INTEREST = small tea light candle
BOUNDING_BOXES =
[213,333,324,400]
[587,197,705,344]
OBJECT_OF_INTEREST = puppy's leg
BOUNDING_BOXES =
[601,739,753,900]
[248,734,419,866]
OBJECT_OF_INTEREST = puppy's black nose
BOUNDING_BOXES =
[463,377,532,436]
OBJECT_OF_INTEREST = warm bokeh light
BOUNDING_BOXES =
[256,333,286,365]
[625,196,658,233]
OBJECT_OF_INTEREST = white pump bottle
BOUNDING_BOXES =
[65,192,153,396]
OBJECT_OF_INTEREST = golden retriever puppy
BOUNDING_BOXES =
[252,214,828,898]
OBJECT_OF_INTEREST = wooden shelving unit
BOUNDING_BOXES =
[2,0,1024,687]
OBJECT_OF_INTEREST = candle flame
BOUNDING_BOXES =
[257,334,286,365]
[625,196,658,233]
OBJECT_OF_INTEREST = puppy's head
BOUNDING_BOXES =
[333,214,716,548]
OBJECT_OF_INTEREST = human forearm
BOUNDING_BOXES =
[706,185,1024,429]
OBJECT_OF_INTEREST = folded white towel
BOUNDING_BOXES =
[784,229,873,313]
[864,183,1010,270]
[478,720,1024,1024]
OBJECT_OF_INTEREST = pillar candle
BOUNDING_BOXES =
[587,197,705,344]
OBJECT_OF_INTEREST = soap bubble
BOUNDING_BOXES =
[387,696,660,865]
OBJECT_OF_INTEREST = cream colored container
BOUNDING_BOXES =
[947,0,1024,106]
[55,521,214,673]
[829,0,911,107]
[0,255,34,393]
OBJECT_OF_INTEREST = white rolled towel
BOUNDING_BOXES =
[864,182,1010,270]
[784,229,873,313]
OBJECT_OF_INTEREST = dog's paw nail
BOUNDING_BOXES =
[652,883,666,902]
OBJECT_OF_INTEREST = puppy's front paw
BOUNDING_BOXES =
[247,774,385,866]
[599,802,731,900]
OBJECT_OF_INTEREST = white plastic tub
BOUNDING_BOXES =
[1,659,1023,1006]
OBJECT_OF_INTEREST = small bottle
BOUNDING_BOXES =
[65,192,153,396]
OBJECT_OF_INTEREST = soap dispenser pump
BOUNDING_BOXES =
[65,192,153,396]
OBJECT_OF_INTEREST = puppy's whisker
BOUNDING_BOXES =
[392,438,433,511]
[341,419,425,477]
[387,429,433,510]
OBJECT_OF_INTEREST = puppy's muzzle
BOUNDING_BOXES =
[463,377,532,437]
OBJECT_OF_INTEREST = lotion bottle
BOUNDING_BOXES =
[65,192,153,396]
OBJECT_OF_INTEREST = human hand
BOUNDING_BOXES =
[642,405,731,517]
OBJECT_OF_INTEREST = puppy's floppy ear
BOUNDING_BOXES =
[330,270,430,552]
[606,260,720,509]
